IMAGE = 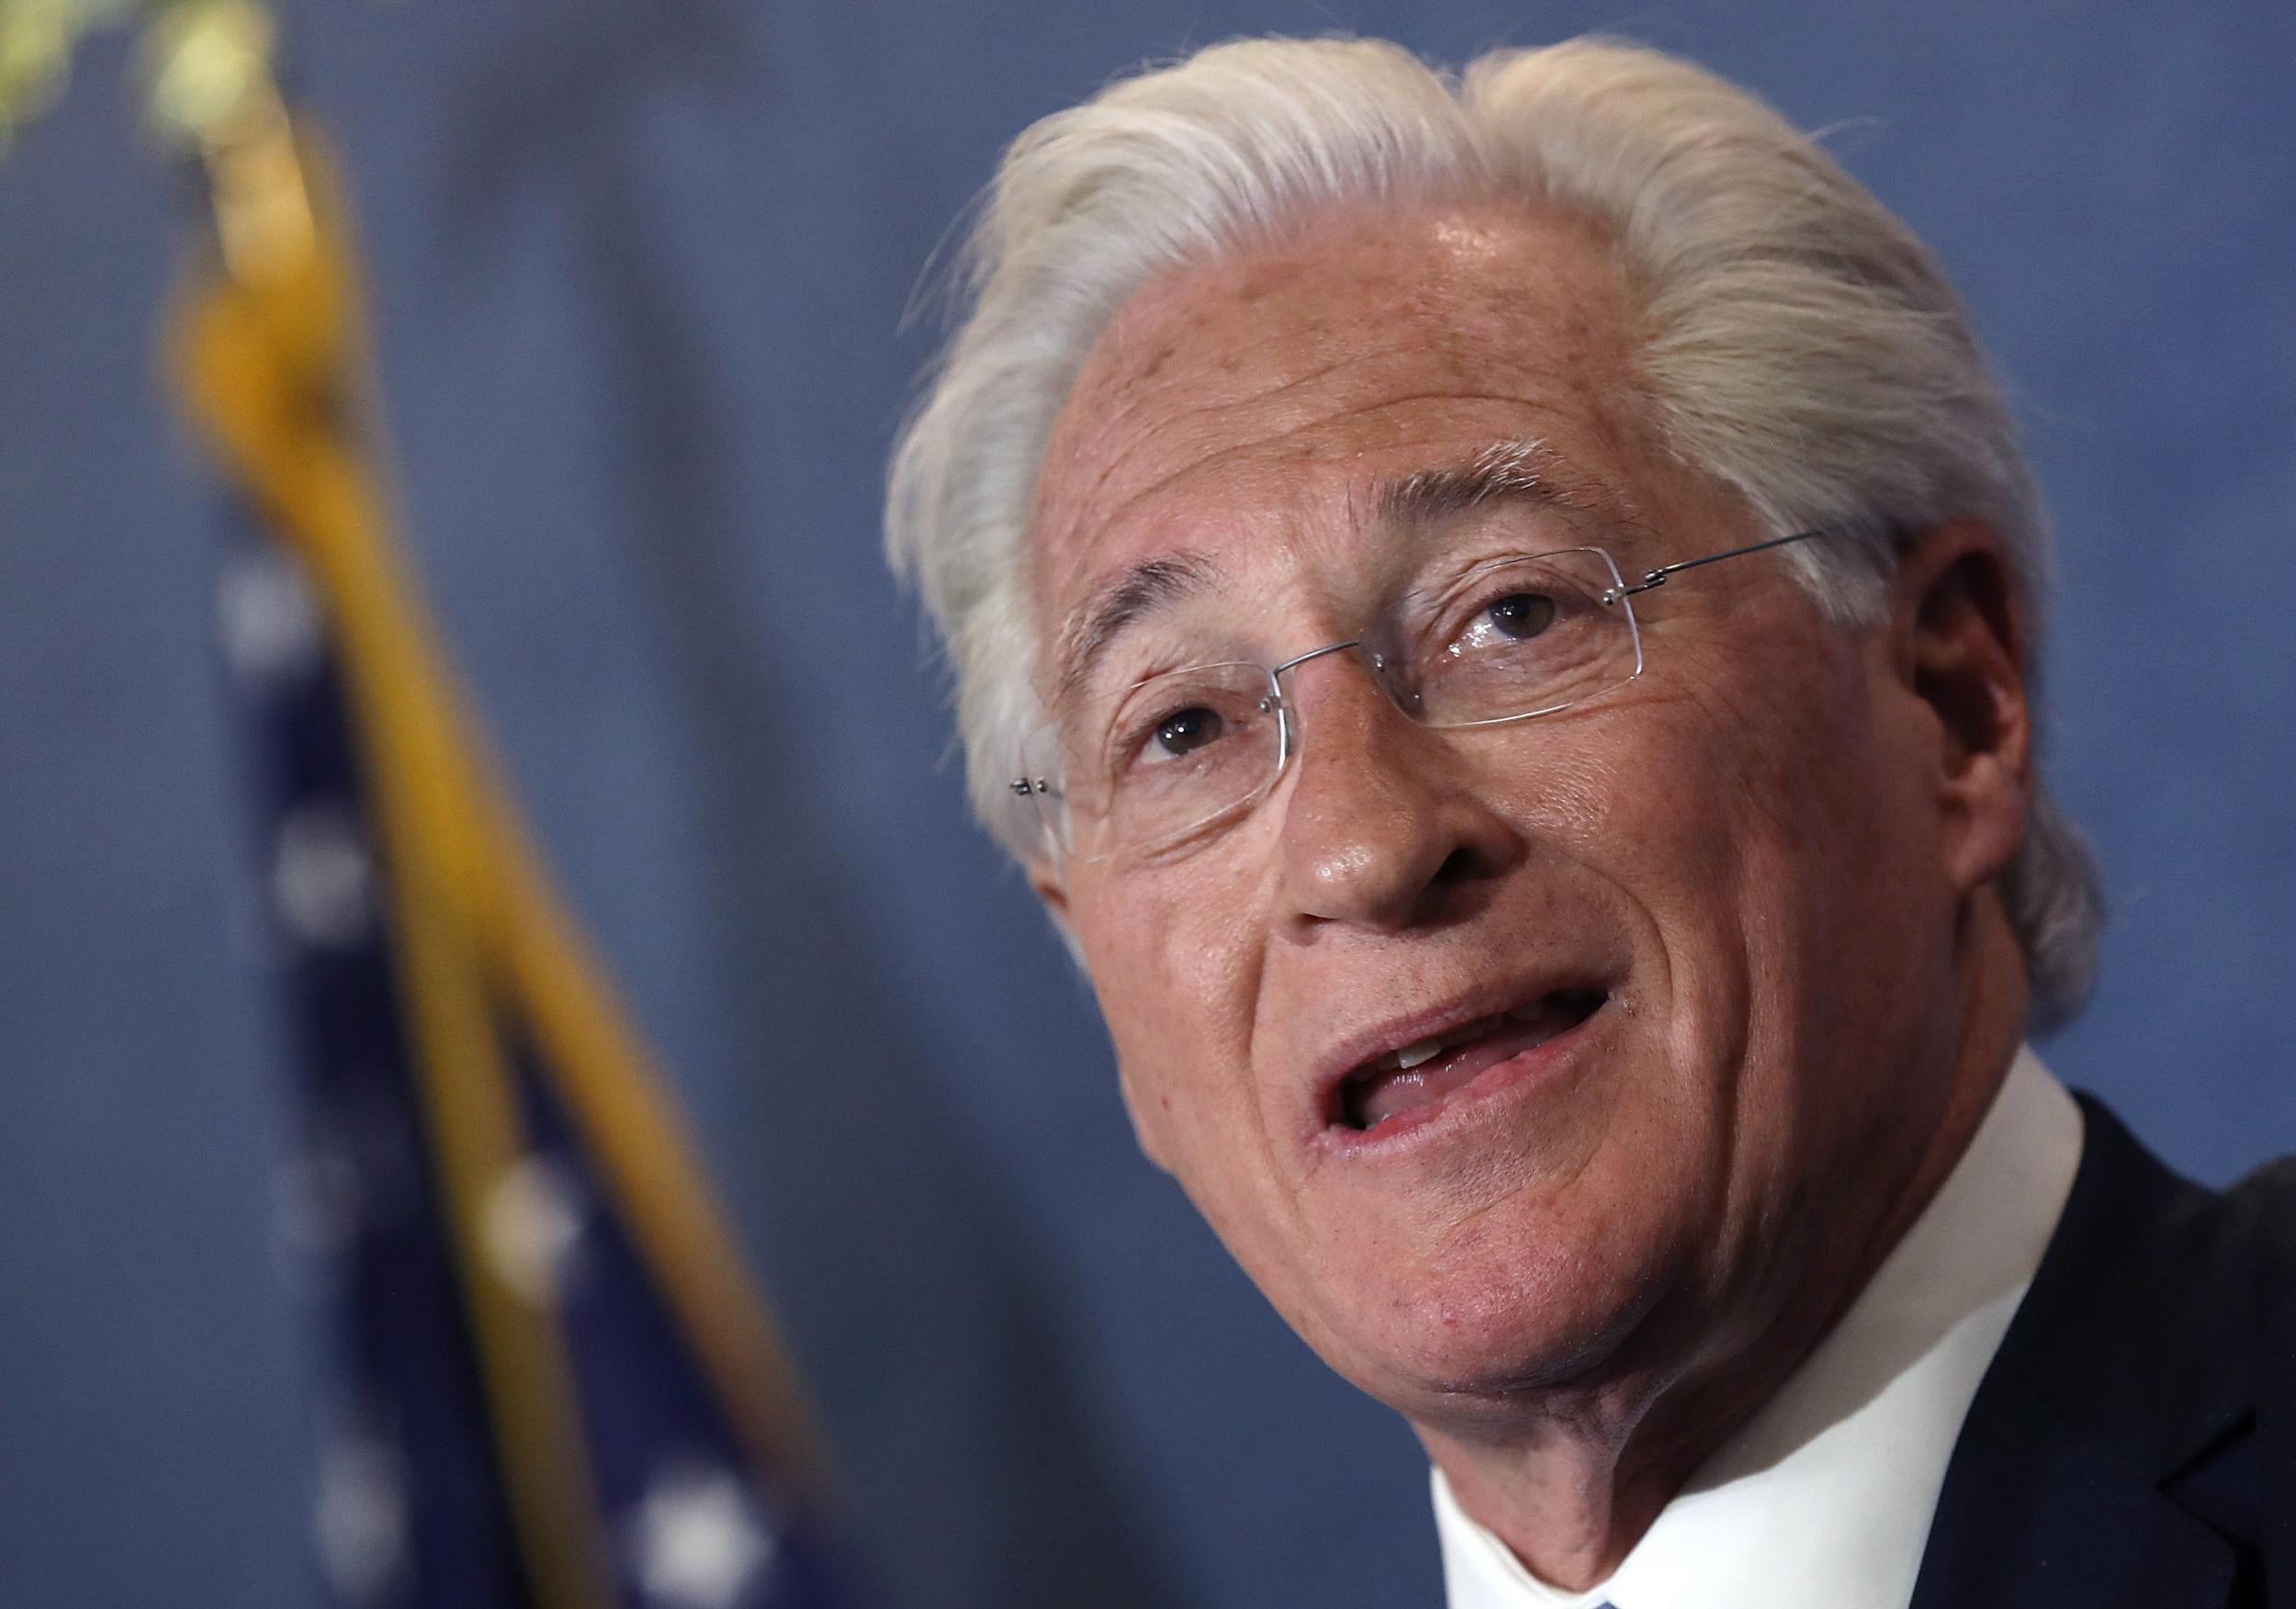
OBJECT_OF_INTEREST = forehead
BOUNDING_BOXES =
[1027,200,1660,636]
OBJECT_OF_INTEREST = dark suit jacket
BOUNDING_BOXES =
[1910,1096,2296,1608]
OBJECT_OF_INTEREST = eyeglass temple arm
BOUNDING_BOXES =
[1605,529,1824,602]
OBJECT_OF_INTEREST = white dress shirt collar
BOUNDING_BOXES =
[1434,1045,2085,1609]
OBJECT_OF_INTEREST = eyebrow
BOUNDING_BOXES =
[1047,439,1608,711]
[1374,436,1593,529]
[1052,550,1224,712]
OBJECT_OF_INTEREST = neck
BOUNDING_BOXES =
[1419,909,2032,1591]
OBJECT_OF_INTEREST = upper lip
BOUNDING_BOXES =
[1305,972,1611,1130]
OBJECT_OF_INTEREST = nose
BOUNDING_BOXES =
[1274,652,1522,932]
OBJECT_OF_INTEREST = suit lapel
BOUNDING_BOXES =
[1910,1097,2258,1609]
[1908,1425,2237,1609]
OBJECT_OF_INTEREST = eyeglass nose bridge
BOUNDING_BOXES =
[1259,637,1418,770]
[1267,637,1371,680]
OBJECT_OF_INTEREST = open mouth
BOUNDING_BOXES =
[1335,987,1607,1133]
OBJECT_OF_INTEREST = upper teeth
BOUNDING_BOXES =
[1393,1035,1449,1071]
[1385,1016,1500,1072]
[1377,997,1581,1075]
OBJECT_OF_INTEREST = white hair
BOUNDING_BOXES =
[886,35,2103,1030]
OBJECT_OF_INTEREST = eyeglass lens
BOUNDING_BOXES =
[1027,546,1643,861]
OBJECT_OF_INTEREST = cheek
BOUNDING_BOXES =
[1486,703,1765,951]
[1511,636,1908,1082]
[1070,869,1268,1142]
[1629,641,1884,897]
[1604,642,1952,1132]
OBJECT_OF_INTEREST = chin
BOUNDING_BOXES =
[1294,1176,1705,1423]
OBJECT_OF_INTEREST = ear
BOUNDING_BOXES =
[1116,1067,1177,1175]
[1118,1075,1178,1174]
[1025,856,1071,928]
[1027,857,1179,1174]
[1886,521,2033,896]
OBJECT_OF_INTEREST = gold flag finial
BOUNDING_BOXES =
[2,0,309,285]
[139,0,269,146]
[139,0,312,284]
[0,0,134,155]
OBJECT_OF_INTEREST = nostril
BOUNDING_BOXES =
[1433,846,1481,884]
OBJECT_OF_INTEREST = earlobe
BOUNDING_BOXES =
[1047,922,1176,1173]
[1027,859,1180,1174]
[1026,858,1070,925]
[1118,1071,1177,1175]
[1893,523,2033,895]
[1026,859,1095,981]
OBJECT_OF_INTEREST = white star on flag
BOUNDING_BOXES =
[624,1464,777,1609]
[480,1154,588,1307]
[217,545,323,684]
[312,1431,409,1603]
[271,805,375,949]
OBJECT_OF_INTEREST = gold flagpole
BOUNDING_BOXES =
[6,12,842,1593]
[146,0,838,1594]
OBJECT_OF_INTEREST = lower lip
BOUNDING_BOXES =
[1316,1003,1605,1154]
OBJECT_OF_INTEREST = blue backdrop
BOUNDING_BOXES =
[2,3,2290,1604]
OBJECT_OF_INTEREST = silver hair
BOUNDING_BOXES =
[886,35,2103,1030]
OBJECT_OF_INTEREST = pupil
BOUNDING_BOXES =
[1156,707,1223,756]
[1490,592,1556,639]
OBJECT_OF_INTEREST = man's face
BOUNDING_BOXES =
[1026,203,1978,1427]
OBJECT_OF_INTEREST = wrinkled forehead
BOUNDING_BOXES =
[1023,200,1667,681]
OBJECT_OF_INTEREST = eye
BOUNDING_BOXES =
[1485,591,1558,640]
[1153,706,1224,759]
